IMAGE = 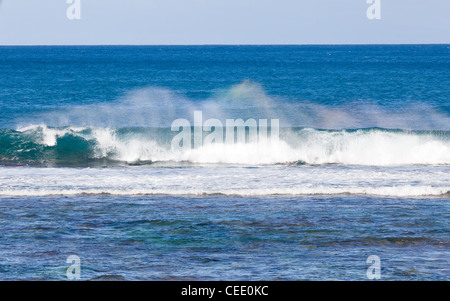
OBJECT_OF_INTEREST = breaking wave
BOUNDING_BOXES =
[0,125,449,167]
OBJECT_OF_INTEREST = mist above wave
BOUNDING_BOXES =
[15,81,450,130]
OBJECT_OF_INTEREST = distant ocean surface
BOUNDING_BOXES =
[0,45,448,280]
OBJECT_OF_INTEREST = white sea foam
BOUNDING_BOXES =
[15,125,450,166]
[0,165,448,197]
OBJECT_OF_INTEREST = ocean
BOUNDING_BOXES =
[0,45,448,280]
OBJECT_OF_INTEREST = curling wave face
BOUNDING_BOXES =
[0,125,449,167]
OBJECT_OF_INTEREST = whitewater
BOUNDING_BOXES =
[1,123,449,198]
[1,82,449,198]
[1,124,449,166]
[0,164,448,197]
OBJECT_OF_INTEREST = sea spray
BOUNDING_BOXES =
[0,126,448,166]
[15,82,450,130]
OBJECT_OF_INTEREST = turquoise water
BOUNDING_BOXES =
[0,45,449,280]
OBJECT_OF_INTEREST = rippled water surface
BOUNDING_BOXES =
[0,195,448,280]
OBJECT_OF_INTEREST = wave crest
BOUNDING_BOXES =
[0,125,448,167]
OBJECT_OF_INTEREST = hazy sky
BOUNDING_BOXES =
[0,0,449,45]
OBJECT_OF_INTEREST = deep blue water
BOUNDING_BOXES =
[0,45,448,280]
[1,45,449,129]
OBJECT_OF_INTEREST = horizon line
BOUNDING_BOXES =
[0,43,449,47]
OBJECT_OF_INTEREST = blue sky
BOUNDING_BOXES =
[0,0,449,45]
